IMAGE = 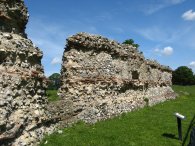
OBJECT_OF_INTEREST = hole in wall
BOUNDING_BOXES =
[132,71,139,80]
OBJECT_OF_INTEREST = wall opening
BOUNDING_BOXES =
[132,71,139,80]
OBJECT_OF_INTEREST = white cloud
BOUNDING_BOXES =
[170,0,186,4]
[143,0,186,15]
[189,61,195,68]
[144,5,164,15]
[136,24,195,49]
[162,46,174,56]
[154,46,173,56]
[136,27,168,42]
[51,57,62,65]
[26,17,66,76]
[26,17,67,58]
[154,48,160,52]
[182,10,195,21]
[26,17,99,76]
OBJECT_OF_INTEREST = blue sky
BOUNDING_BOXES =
[25,0,195,76]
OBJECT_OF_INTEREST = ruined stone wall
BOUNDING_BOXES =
[0,1,54,146]
[59,33,176,123]
[0,0,176,143]
[0,0,28,37]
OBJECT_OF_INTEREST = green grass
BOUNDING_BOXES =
[41,86,195,146]
[172,85,195,97]
[46,90,59,101]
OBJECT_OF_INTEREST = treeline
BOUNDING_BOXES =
[172,66,195,85]
[47,73,61,90]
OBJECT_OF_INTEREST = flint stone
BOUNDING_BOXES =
[58,32,176,124]
[0,0,55,145]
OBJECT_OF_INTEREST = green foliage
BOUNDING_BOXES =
[173,66,195,85]
[40,86,195,146]
[122,39,139,48]
[46,90,59,101]
[143,97,149,107]
[48,73,61,90]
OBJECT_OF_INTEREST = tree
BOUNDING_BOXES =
[193,74,195,85]
[122,39,139,48]
[48,73,61,90]
[172,66,195,85]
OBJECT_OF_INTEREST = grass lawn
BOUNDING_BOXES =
[42,86,195,146]
[46,90,59,101]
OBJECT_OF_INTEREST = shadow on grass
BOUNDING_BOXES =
[182,114,195,146]
[162,133,178,140]
[162,114,195,145]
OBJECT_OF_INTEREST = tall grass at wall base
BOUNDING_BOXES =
[46,90,59,101]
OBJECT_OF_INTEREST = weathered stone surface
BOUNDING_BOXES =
[59,32,176,123]
[0,0,28,36]
[0,0,177,144]
[0,1,54,146]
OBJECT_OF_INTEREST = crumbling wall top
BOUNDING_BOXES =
[0,0,28,36]
[67,32,138,52]
[66,32,172,72]
[59,32,176,123]
[146,59,172,72]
